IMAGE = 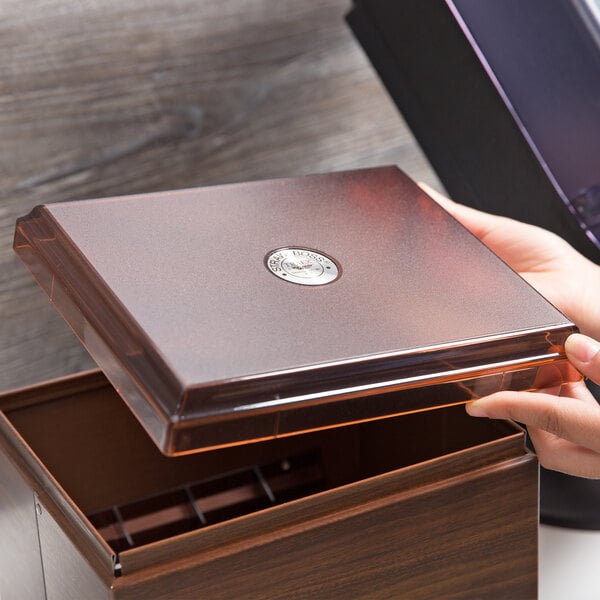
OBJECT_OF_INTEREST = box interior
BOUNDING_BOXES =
[4,382,516,552]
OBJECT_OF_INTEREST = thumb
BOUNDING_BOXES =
[565,333,600,386]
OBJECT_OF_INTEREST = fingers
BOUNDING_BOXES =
[417,183,455,210]
[418,182,554,269]
[418,182,569,261]
[466,383,600,453]
[565,333,600,386]
[527,428,600,478]
[417,182,508,241]
[559,381,600,407]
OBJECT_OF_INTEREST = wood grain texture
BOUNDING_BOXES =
[1,370,534,598]
[0,0,441,391]
[113,456,538,599]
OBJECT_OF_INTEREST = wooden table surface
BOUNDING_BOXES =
[0,0,440,392]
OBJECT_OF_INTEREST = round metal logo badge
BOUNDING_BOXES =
[265,247,341,286]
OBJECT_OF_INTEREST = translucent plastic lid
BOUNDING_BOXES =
[14,167,578,455]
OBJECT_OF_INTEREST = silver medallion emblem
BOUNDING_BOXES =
[265,247,341,286]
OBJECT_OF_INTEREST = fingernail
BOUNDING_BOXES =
[466,401,488,417]
[565,333,600,364]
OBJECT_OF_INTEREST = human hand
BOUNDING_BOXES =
[466,333,600,478]
[419,183,600,341]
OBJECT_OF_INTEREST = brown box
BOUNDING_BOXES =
[2,167,578,597]
[1,370,538,599]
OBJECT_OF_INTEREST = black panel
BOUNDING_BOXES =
[347,0,600,262]
[348,0,600,529]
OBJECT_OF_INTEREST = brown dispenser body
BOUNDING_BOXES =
[0,371,539,598]
[2,167,578,597]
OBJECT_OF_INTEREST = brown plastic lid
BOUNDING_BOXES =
[14,166,578,455]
